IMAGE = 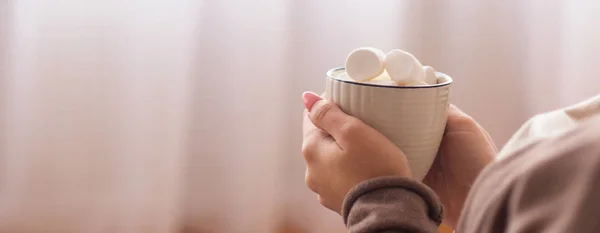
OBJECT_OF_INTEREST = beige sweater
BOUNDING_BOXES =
[343,95,600,233]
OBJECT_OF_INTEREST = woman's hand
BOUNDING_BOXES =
[301,91,496,225]
[423,105,496,228]
[301,91,412,214]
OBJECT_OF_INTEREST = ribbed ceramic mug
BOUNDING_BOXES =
[324,67,452,180]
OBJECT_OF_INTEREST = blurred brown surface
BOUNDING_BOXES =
[439,225,453,233]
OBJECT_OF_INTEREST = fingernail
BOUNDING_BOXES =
[302,91,322,112]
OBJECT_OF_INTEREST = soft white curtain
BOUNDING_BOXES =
[0,1,197,232]
[1,1,600,233]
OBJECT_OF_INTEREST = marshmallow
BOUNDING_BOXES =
[364,79,398,86]
[371,70,392,81]
[398,79,429,87]
[337,72,353,82]
[423,66,438,85]
[345,47,386,81]
[384,49,425,83]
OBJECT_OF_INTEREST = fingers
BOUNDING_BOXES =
[310,100,349,137]
[478,123,498,152]
[303,91,322,112]
[303,110,319,138]
[303,92,356,142]
[446,104,485,133]
[302,111,340,162]
[446,104,498,152]
[446,104,476,131]
[305,169,318,192]
[301,122,328,163]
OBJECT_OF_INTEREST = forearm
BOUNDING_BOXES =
[342,176,444,233]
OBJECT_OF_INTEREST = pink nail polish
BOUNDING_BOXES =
[302,91,322,112]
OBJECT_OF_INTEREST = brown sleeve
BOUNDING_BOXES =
[457,115,600,233]
[503,125,600,233]
[342,176,444,233]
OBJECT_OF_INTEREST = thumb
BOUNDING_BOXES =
[302,91,352,140]
[446,104,498,152]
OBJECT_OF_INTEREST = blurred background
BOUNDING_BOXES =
[1,1,600,233]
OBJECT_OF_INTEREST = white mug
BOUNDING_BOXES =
[324,67,452,180]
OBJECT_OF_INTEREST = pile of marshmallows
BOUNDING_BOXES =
[344,47,439,86]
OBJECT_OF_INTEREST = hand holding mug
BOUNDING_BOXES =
[301,92,496,227]
[301,91,412,213]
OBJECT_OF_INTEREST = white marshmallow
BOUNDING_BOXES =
[345,47,386,81]
[337,72,353,82]
[398,79,428,87]
[371,70,392,81]
[423,66,438,85]
[384,49,425,83]
[364,79,398,86]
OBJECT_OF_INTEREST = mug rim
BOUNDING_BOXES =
[326,67,453,89]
